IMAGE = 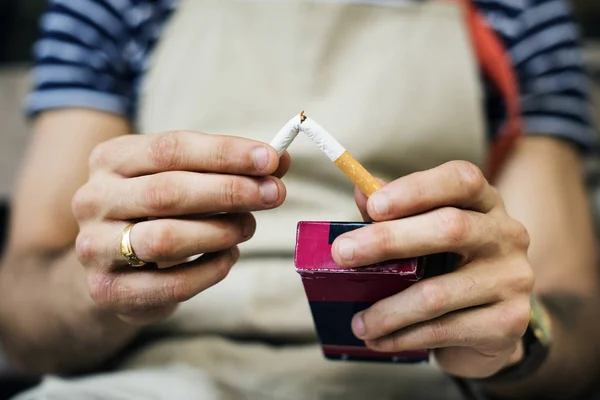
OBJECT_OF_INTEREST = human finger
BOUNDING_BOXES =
[87,248,239,322]
[364,299,530,354]
[332,207,499,268]
[76,213,255,267]
[73,172,286,220]
[129,213,255,263]
[89,131,282,177]
[366,161,500,222]
[352,262,505,341]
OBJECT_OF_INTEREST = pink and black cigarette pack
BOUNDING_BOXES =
[294,221,455,364]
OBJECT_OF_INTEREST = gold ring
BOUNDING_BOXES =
[120,223,146,267]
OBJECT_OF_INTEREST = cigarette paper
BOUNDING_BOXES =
[270,113,382,197]
[301,117,382,197]
[300,118,345,162]
[269,112,305,156]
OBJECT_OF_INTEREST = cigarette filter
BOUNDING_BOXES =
[294,221,456,364]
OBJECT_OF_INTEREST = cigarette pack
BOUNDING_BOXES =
[294,221,456,364]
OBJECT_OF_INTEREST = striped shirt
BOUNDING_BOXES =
[26,0,597,150]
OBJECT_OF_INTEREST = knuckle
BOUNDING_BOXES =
[372,226,396,258]
[88,141,115,171]
[220,177,246,208]
[71,185,100,220]
[418,280,447,315]
[75,232,96,265]
[88,273,126,309]
[505,219,531,249]
[501,301,531,341]
[163,274,194,303]
[211,138,235,171]
[488,186,502,204]
[437,208,469,246]
[510,261,535,293]
[424,319,449,347]
[449,161,486,197]
[377,311,399,336]
[149,131,183,170]
[385,336,401,352]
[147,223,176,259]
[144,175,180,212]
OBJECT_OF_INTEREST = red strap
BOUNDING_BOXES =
[447,0,523,182]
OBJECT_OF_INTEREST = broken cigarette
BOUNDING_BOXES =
[269,111,306,156]
[269,112,382,197]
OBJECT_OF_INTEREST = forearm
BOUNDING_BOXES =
[0,248,138,375]
[0,110,135,375]
[482,290,600,399]
[482,137,600,398]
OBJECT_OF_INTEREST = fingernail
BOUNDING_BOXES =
[253,147,270,172]
[370,194,390,216]
[337,238,355,263]
[352,312,366,338]
[260,179,279,204]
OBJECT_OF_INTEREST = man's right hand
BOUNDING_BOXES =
[72,130,289,325]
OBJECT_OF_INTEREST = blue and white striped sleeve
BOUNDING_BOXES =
[510,0,597,151]
[25,0,133,118]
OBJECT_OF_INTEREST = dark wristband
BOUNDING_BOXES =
[477,325,549,383]
[453,325,550,400]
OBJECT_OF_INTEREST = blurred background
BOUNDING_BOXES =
[0,1,599,397]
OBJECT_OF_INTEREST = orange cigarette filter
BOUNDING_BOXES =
[300,116,382,197]
[334,151,382,197]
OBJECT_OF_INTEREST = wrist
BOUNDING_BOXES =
[455,296,554,400]
[482,296,553,382]
[53,253,141,356]
[454,336,546,400]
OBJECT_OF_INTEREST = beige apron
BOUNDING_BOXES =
[134,0,485,396]
[135,0,485,336]
[15,1,488,399]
